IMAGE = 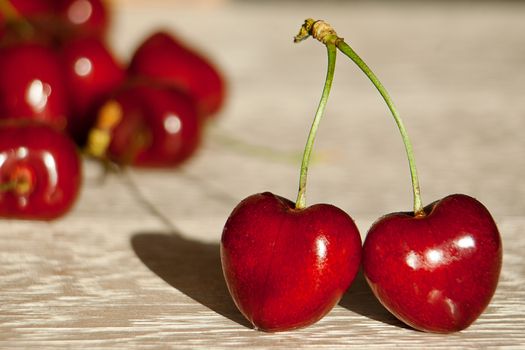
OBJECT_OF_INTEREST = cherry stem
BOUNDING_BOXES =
[295,19,424,216]
[295,40,337,209]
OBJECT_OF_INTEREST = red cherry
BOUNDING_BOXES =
[60,35,124,144]
[220,23,356,332]
[0,43,69,129]
[87,83,202,167]
[0,121,81,220]
[54,0,108,38]
[128,31,226,118]
[362,194,502,333]
[221,192,362,331]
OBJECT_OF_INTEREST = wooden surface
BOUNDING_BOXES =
[1,1,525,348]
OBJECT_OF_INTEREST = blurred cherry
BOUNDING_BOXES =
[0,121,81,220]
[86,82,202,167]
[0,42,69,129]
[60,35,124,144]
[54,0,109,39]
[129,31,226,118]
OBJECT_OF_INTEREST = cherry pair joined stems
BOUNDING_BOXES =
[294,18,424,217]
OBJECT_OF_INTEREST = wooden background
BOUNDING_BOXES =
[1,1,524,348]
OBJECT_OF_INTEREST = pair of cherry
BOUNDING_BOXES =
[0,0,226,219]
[221,20,502,333]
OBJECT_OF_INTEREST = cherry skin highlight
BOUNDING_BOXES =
[0,121,81,220]
[128,31,226,118]
[221,192,362,332]
[54,0,109,39]
[362,194,502,333]
[0,43,69,129]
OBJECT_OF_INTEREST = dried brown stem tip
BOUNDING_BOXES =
[294,18,338,44]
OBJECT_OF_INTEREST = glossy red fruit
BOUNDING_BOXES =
[60,36,124,144]
[362,194,502,333]
[128,31,226,118]
[0,43,69,129]
[87,83,201,167]
[221,192,362,331]
[54,0,109,38]
[0,121,81,220]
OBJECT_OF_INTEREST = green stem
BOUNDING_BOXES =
[295,19,424,216]
[295,40,337,209]
[337,40,423,216]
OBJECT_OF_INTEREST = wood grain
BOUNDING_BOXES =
[1,1,524,348]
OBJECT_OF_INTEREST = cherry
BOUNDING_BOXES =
[0,42,69,129]
[128,31,226,118]
[222,193,361,332]
[0,121,81,220]
[85,82,202,167]
[295,19,502,332]
[60,35,124,144]
[221,43,361,331]
[363,194,502,332]
[53,0,109,39]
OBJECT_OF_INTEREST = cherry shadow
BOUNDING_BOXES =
[131,231,251,328]
[122,170,404,330]
[339,269,409,329]
[121,164,250,328]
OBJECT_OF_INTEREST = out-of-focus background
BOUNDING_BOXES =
[1,0,524,348]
